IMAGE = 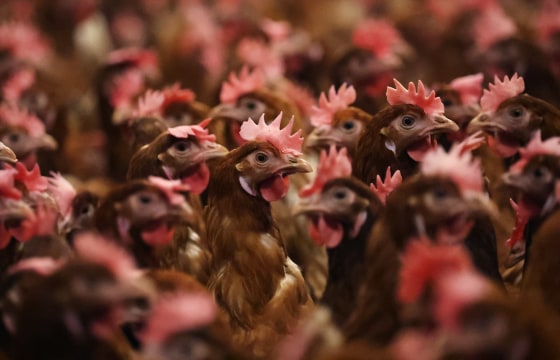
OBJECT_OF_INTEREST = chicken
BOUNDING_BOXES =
[209,66,303,151]
[127,115,168,152]
[5,233,153,360]
[140,292,242,360]
[330,19,411,114]
[95,47,159,180]
[93,177,196,272]
[292,147,383,326]
[394,238,560,359]
[305,84,372,157]
[434,72,484,147]
[204,114,312,358]
[468,73,560,160]
[127,121,227,281]
[0,103,57,170]
[500,133,560,283]
[352,79,459,185]
[344,137,501,345]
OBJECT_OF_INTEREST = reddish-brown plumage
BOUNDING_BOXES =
[204,141,312,358]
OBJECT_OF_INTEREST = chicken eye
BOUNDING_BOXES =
[533,166,546,179]
[509,107,524,118]
[401,116,416,128]
[433,188,448,199]
[138,195,152,204]
[255,152,269,163]
[341,120,356,131]
[8,133,19,143]
[334,190,347,200]
[173,141,190,152]
[80,206,91,215]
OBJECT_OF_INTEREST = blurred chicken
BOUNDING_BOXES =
[204,114,312,358]
[209,66,302,151]
[93,177,196,272]
[127,121,227,281]
[305,84,372,157]
[293,147,383,326]
[352,79,459,185]
[345,136,501,345]
[6,234,153,360]
[0,103,57,170]
[330,19,411,114]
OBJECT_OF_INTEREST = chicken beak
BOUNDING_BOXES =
[193,142,228,162]
[500,172,531,194]
[445,104,480,128]
[274,154,313,175]
[292,193,326,216]
[210,104,247,122]
[466,112,493,134]
[0,142,17,164]
[30,133,58,151]
[428,114,460,134]
[305,126,340,151]
[0,198,34,221]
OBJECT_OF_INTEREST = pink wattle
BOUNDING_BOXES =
[181,163,210,195]
[487,136,518,158]
[141,224,175,246]
[308,216,343,248]
[407,137,433,162]
[260,175,290,202]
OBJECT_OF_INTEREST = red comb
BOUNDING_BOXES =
[0,21,50,65]
[236,38,285,81]
[299,146,351,197]
[398,238,474,304]
[0,167,22,200]
[148,176,189,205]
[109,69,145,110]
[386,79,444,116]
[352,19,404,59]
[167,118,216,143]
[421,133,485,194]
[449,73,484,105]
[133,89,164,118]
[239,113,304,155]
[310,83,357,127]
[480,73,524,113]
[73,232,138,280]
[2,67,36,102]
[47,172,77,219]
[12,162,48,193]
[219,66,266,104]
[473,4,517,51]
[141,292,217,345]
[510,131,560,173]
[369,166,402,204]
[0,103,45,137]
[162,83,196,107]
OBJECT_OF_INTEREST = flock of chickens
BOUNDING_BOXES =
[2,0,560,359]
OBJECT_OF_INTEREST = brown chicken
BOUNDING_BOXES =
[345,139,501,345]
[305,84,372,157]
[204,114,312,358]
[0,103,57,170]
[352,79,459,184]
[5,233,153,360]
[394,239,560,359]
[209,66,302,151]
[330,19,410,114]
[293,147,383,326]
[127,121,227,281]
[93,177,196,272]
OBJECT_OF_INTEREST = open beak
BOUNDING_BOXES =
[0,142,17,164]
[500,172,532,194]
[466,112,496,134]
[273,154,313,176]
[209,104,248,122]
[305,126,341,151]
